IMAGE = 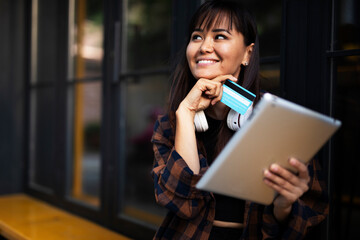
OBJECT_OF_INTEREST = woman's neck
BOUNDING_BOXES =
[205,102,229,120]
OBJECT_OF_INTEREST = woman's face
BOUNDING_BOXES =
[186,18,252,80]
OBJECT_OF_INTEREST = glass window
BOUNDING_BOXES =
[69,0,104,79]
[29,0,59,191]
[245,0,282,57]
[29,88,56,192]
[333,55,360,238]
[68,82,102,206]
[118,0,172,227]
[243,0,282,94]
[119,74,168,227]
[67,0,104,207]
[337,0,360,50]
[31,0,59,84]
[123,0,171,71]
[260,63,280,95]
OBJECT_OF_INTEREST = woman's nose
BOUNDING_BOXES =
[200,38,214,53]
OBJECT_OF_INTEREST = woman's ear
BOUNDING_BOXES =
[242,43,255,66]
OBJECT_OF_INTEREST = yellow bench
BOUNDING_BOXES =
[0,194,131,240]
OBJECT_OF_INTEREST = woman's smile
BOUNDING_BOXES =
[196,58,219,66]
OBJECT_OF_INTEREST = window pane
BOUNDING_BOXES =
[260,63,280,95]
[68,82,102,207]
[246,0,282,57]
[119,74,169,227]
[333,56,360,238]
[31,0,59,84]
[337,0,360,50]
[69,0,104,80]
[124,0,171,70]
[29,88,56,192]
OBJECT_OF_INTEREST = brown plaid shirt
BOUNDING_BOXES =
[151,114,328,240]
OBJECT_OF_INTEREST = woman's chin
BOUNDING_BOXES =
[194,74,220,80]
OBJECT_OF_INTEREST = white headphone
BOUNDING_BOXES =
[194,105,253,132]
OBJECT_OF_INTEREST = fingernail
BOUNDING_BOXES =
[227,76,237,81]
[290,158,297,165]
[271,164,278,171]
[264,170,271,177]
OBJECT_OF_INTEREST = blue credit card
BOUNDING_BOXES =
[220,80,256,115]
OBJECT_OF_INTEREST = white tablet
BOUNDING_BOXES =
[196,93,341,205]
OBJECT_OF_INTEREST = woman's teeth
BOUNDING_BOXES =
[197,60,217,64]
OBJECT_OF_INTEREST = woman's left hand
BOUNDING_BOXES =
[263,158,310,222]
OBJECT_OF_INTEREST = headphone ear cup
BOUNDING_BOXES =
[240,105,253,127]
[194,110,209,132]
[227,109,241,131]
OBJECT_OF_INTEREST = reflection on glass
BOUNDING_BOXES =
[333,56,360,238]
[68,0,104,206]
[71,82,102,206]
[121,75,169,227]
[338,0,360,50]
[29,88,56,192]
[70,0,104,79]
[246,0,282,57]
[125,0,171,70]
[260,63,280,95]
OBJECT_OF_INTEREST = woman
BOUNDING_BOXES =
[151,1,328,239]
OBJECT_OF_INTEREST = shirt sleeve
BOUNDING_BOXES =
[261,158,329,239]
[151,115,212,220]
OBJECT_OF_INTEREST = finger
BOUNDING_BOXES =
[198,79,216,95]
[263,178,298,203]
[211,85,223,105]
[196,79,210,93]
[213,81,222,97]
[264,169,295,193]
[269,164,300,186]
[204,84,217,96]
[289,158,310,182]
[264,168,306,199]
[212,75,238,84]
[267,164,309,194]
[205,81,222,97]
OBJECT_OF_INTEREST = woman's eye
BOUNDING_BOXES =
[215,34,227,40]
[192,35,202,40]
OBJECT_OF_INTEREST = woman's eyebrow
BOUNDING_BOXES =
[193,28,231,35]
[212,29,231,34]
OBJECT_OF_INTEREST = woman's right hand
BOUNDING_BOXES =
[174,75,237,174]
[179,75,238,114]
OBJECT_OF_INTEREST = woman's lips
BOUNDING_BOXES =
[196,59,219,66]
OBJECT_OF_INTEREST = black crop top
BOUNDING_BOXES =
[197,115,245,223]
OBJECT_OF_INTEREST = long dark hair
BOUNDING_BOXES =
[167,0,260,157]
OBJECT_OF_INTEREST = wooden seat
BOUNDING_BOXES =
[0,194,130,240]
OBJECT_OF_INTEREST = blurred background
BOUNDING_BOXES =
[0,0,359,239]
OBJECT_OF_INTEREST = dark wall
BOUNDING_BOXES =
[281,0,331,112]
[280,1,332,239]
[0,0,26,194]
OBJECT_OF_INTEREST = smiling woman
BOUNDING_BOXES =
[150,1,329,239]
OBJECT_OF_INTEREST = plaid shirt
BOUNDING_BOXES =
[151,114,329,240]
